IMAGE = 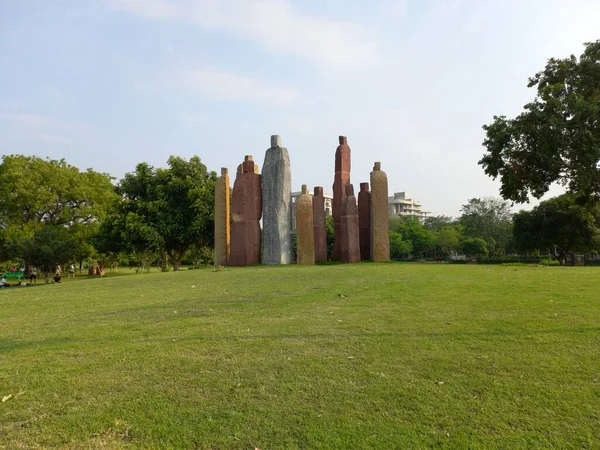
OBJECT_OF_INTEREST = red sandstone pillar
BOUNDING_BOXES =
[313,186,327,262]
[358,182,371,261]
[229,156,262,266]
[332,136,351,261]
[341,184,360,263]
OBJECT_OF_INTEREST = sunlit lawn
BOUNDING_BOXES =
[1,263,599,449]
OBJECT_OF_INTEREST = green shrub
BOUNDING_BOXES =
[539,258,560,266]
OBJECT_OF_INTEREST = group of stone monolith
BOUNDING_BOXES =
[214,134,389,266]
[326,136,390,264]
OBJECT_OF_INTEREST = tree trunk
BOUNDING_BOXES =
[172,259,181,271]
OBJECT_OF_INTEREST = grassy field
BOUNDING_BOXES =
[1,263,599,449]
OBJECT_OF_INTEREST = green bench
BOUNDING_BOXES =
[2,271,25,280]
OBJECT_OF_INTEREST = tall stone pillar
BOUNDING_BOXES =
[332,136,351,261]
[214,167,230,266]
[341,184,360,263]
[313,186,327,262]
[229,156,262,266]
[296,185,315,265]
[370,162,390,262]
[358,182,371,261]
[262,135,292,265]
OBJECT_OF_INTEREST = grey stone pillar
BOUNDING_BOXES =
[262,135,292,265]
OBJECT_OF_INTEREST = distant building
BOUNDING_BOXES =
[388,192,431,220]
[290,190,333,232]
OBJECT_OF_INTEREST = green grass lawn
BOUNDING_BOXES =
[1,264,599,449]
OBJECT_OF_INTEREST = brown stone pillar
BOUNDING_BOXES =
[332,136,351,261]
[370,162,390,262]
[313,186,327,262]
[296,185,315,265]
[229,156,262,266]
[341,184,360,263]
[358,182,371,261]
[214,167,230,266]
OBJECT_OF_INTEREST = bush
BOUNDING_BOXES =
[539,258,560,266]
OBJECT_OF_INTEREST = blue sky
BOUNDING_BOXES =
[1,0,599,216]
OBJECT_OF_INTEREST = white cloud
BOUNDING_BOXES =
[160,67,299,106]
[109,0,381,69]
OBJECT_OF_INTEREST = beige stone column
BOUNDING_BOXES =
[370,162,390,262]
[214,167,230,266]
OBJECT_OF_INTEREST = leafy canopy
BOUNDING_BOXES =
[480,40,600,203]
[459,197,513,255]
[97,156,217,271]
[513,194,600,264]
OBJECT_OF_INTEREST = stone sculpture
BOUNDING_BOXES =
[296,185,315,265]
[370,162,390,262]
[262,135,292,265]
[214,167,230,266]
[313,186,327,262]
[332,136,351,260]
[341,184,360,263]
[229,156,262,266]
[358,182,371,261]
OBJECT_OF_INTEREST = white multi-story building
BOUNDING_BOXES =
[290,190,333,232]
[388,192,430,220]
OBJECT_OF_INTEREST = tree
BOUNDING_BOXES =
[326,215,334,260]
[461,238,489,259]
[20,226,77,281]
[459,197,513,255]
[423,215,455,232]
[390,217,435,258]
[436,226,460,258]
[98,156,217,271]
[480,40,600,203]
[389,231,413,259]
[0,155,116,229]
[513,194,600,265]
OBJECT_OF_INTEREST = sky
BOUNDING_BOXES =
[1,0,599,217]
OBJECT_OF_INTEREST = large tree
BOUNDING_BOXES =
[436,226,461,258]
[98,156,217,271]
[390,216,435,258]
[459,197,513,255]
[0,155,116,229]
[513,194,600,265]
[20,226,77,281]
[0,155,116,266]
[480,40,600,203]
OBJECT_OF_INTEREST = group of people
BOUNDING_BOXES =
[0,264,77,287]
[50,264,75,283]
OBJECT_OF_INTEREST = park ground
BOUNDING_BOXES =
[0,263,599,449]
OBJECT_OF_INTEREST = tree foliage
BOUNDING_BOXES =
[97,156,217,271]
[0,155,116,230]
[461,238,489,258]
[390,217,435,258]
[480,40,600,203]
[389,231,413,259]
[459,197,513,255]
[513,194,600,265]
[20,226,77,280]
[436,226,460,257]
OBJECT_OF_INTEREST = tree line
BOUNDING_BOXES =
[2,154,598,274]
[0,155,217,278]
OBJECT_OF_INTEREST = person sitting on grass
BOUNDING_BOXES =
[1,276,12,287]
